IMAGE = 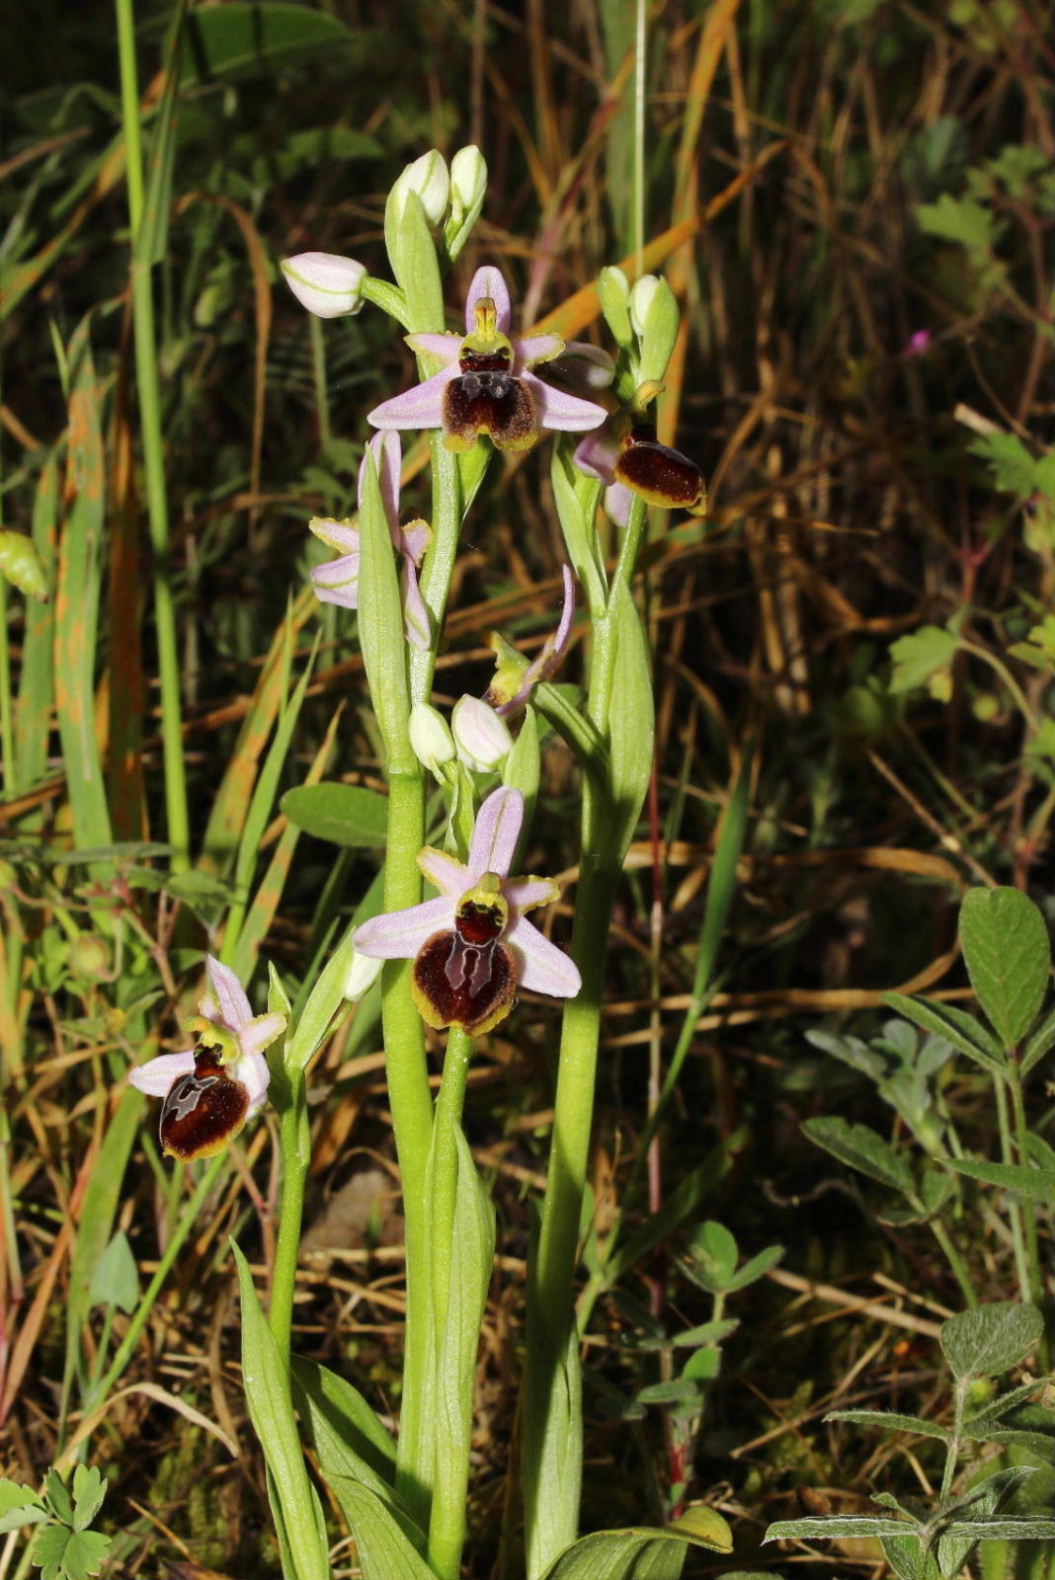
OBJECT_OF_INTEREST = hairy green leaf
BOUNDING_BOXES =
[941,1302,1044,1380]
[959,887,1051,1049]
[801,1116,914,1194]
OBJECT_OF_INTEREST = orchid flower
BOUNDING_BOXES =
[128,958,287,1162]
[486,563,576,715]
[574,411,705,524]
[354,786,581,1035]
[368,266,607,454]
[309,431,431,650]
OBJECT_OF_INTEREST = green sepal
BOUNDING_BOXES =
[384,188,444,333]
[635,276,680,388]
[502,704,541,827]
[597,265,634,350]
[0,530,49,600]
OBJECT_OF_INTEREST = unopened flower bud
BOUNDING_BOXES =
[451,696,513,773]
[633,275,680,387]
[343,944,383,1002]
[0,531,49,601]
[445,146,487,259]
[392,150,450,228]
[409,702,457,775]
[282,252,367,318]
[629,275,661,336]
[598,266,634,350]
[67,934,112,981]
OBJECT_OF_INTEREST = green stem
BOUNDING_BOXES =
[382,770,436,1529]
[309,314,332,458]
[940,1380,967,1502]
[426,1027,474,1580]
[269,1071,312,1368]
[928,1217,977,1310]
[89,1153,227,1407]
[0,582,14,794]
[522,856,618,1579]
[993,1075,1032,1304]
[1007,1065,1044,1317]
[114,0,190,871]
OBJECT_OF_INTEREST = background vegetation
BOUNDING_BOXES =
[1,0,1052,1575]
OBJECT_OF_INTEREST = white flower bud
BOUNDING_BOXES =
[282,252,367,318]
[409,702,456,775]
[392,150,450,228]
[629,274,662,337]
[445,146,487,259]
[451,696,514,773]
[343,945,383,1002]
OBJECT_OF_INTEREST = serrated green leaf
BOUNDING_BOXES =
[280,783,388,848]
[883,993,1006,1072]
[941,1302,1044,1380]
[826,1409,950,1440]
[70,1466,107,1532]
[888,626,959,693]
[31,1524,111,1580]
[916,193,995,250]
[959,887,1051,1049]
[44,1472,74,1527]
[947,1156,1055,1203]
[0,1478,47,1534]
[801,1115,915,1194]
[968,431,1043,499]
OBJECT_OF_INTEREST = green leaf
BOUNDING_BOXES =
[766,1516,912,1541]
[87,1231,139,1315]
[881,1531,942,1580]
[232,1243,331,1580]
[291,1357,397,1505]
[31,1525,111,1580]
[959,887,1051,1049]
[916,193,996,250]
[327,1480,436,1580]
[968,432,1044,499]
[70,1466,107,1532]
[940,1520,1055,1540]
[686,1220,738,1292]
[825,1409,950,1440]
[356,446,412,767]
[178,3,356,85]
[801,1116,915,1195]
[1021,1002,1055,1076]
[280,783,388,848]
[883,993,1006,1073]
[0,1479,47,1534]
[888,626,959,693]
[724,1243,785,1294]
[640,1318,738,1350]
[947,1157,1055,1203]
[538,1507,732,1580]
[598,578,654,867]
[941,1302,1044,1380]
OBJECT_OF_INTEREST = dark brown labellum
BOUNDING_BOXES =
[159,1051,250,1161]
[412,928,517,1034]
[615,424,705,509]
[442,371,537,454]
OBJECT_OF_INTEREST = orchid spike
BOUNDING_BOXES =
[486,564,576,715]
[309,431,431,650]
[128,958,286,1161]
[353,786,580,1034]
[368,265,606,453]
